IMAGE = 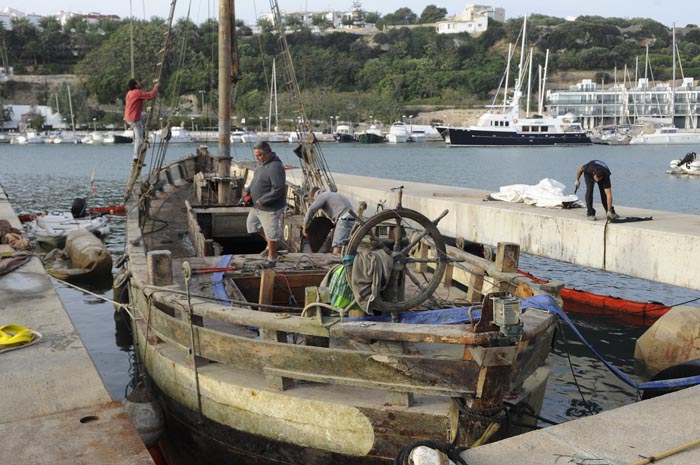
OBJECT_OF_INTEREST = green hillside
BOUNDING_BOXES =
[1,11,697,127]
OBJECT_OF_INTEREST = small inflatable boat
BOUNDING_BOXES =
[668,151,700,175]
[29,211,110,248]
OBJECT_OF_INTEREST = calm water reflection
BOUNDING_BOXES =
[1,141,697,421]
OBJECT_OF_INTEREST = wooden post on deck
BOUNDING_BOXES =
[258,269,293,391]
[147,250,172,286]
[258,269,276,306]
[303,287,330,348]
[480,242,521,295]
[495,242,519,273]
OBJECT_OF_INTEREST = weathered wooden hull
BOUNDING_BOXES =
[157,364,550,465]
[124,153,558,464]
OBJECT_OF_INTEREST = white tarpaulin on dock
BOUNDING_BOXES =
[489,178,579,208]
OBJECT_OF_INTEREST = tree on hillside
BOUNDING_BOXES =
[7,18,40,66]
[352,1,366,24]
[476,18,506,49]
[257,18,274,34]
[311,13,329,29]
[365,12,382,27]
[383,8,417,26]
[419,5,447,24]
[537,20,622,51]
[65,16,121,62]
[0,102,13,123]
[683,28,700,45]
[76,20,166,104]
[38,17,71,66]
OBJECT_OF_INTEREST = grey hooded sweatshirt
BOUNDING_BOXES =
[248,153,286,211]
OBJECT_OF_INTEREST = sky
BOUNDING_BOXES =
[3,0,686,27]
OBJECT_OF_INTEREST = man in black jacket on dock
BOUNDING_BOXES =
[575,160,620,221]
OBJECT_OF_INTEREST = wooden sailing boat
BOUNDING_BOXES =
[118,2,559,463]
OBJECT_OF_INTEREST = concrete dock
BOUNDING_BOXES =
[0,187,154,464]
[461,384,700,464]
[295,171,700,291]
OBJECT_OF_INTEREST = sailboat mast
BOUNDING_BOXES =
[67,85,75,133]
[526,47,532,117]
[517,16,526,87]
[503,43,512,110]
[217,0,236,204]
[539,49,549,115]
[267,58,278,134]
[671,24,676,125]
[273,60,278,131]
[512,16,527,118]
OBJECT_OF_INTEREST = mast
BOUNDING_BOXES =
[644,45,649,80]
[671,24,676,127]
[512,16,527,118]
[526,47,532,117]
[217,0,237,204]
[537,65,542,114]
[538,49,549,115]
[267,58,278,135]
[502,43,512,111]
[67,85,75,134]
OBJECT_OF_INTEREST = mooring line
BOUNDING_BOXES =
[52,277,133,318]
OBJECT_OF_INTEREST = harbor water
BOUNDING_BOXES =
[1,140,699,426]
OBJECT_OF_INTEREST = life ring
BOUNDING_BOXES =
[513,118,518,124]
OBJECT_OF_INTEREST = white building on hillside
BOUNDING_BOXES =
[2,104,63,130]
[0,7,42,30]
[436,3,505,35]
[257,9,347,30]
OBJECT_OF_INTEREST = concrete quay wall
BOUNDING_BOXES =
[461,384,700,465]
[302,171,700,291]
[0,186,154,464]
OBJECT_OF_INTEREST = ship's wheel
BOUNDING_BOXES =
[344,208,448,313]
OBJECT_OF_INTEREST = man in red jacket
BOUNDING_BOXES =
[124,79,159,162]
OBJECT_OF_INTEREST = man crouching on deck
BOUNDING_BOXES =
[244,141,286,268]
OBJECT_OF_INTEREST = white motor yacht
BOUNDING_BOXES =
[386,122,410,143]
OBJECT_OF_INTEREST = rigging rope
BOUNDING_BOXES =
[267,0,336,196]
[124,0,179,201]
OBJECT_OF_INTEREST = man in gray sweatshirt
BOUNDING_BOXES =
[245,141,286,267]
[302,187,355,253]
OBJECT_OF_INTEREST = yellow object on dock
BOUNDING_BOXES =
[0,323,37,350]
